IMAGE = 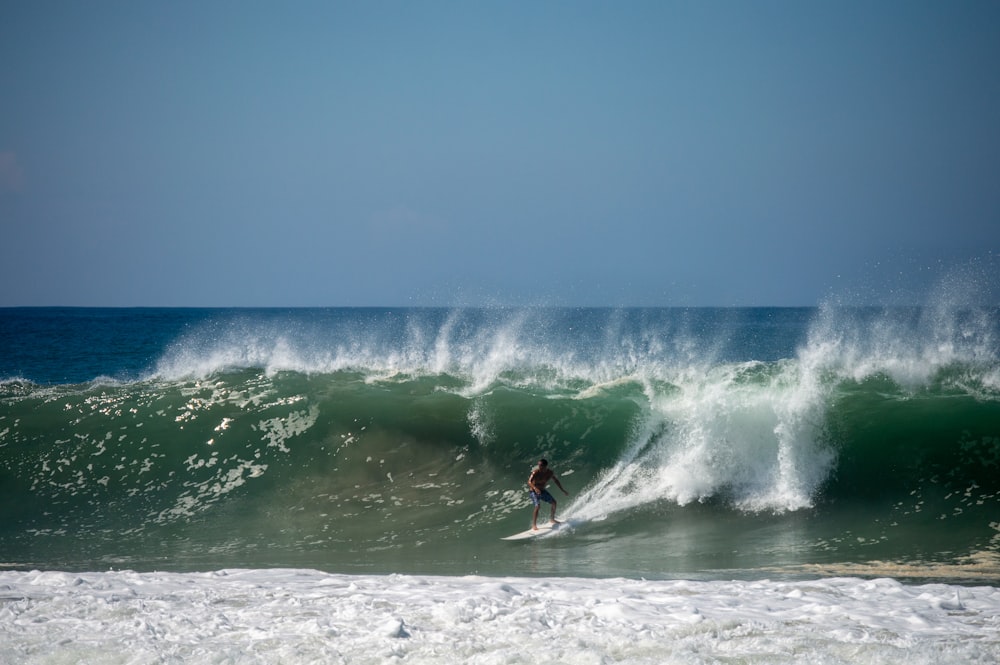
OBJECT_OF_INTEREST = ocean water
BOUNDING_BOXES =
[2,305,999,663]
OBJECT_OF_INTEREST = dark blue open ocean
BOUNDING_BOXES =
[1,305,998,583]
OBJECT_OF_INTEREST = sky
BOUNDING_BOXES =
[1,1,998,307]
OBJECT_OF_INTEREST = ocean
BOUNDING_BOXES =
[2,306,999,663]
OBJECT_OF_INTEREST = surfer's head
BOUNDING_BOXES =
[539,458,548,467]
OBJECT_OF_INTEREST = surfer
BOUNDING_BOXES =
[528,458,569,530]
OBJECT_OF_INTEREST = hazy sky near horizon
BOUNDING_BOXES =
[2,1,998,307]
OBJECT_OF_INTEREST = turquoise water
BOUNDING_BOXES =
[1,306,998,581]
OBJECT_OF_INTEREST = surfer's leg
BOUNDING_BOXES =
[550,499,559,524]
[530,490,542,529]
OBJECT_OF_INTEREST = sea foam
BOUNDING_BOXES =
[1,569,997,664]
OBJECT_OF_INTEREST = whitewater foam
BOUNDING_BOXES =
[568,357,837,519]
[2,569,997,664]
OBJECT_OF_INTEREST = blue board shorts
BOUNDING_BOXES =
[529,489,555,506]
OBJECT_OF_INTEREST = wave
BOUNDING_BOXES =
[573,304,1000,518]
[1,304,998,573]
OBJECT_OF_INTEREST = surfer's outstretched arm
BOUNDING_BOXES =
[553,475,568,495]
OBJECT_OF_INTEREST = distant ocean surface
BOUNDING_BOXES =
[2,306,999,663]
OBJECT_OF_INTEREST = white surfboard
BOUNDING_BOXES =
[501,521,567,541]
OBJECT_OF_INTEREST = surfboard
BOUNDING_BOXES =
[501,521,566,541]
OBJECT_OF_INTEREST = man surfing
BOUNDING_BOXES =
[527,458,569,530]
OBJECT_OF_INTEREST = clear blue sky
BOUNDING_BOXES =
[2,1,998,306]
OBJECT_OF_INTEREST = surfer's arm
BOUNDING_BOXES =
[552,475,568,495]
